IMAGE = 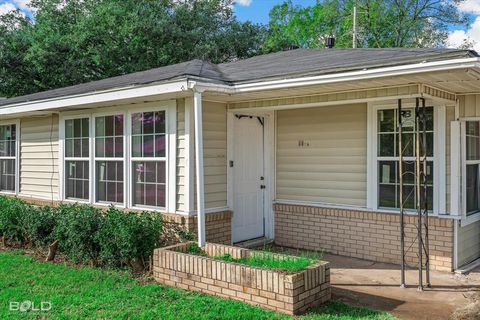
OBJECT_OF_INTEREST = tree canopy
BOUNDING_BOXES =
[264,0,469,52]
[0,0,473,98]
[0,0,266,97]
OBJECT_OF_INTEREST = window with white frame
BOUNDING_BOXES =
[0,124,17,193]
[131,111,166,208]
[61,104,173,210]
[376,107,434,209]
[64,118,90,200]
[465,121,480,216]
[95,114,124,204]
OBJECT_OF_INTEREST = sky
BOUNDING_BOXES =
[3,0,480,51]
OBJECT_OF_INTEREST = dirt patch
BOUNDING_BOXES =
[450,293,480,320]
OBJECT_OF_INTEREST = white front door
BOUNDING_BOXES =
[232,115,265,243]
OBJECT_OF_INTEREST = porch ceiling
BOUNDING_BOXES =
[203,68,480,103]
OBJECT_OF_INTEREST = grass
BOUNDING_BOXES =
[0,250,396,320]
[213,253,315,273]
[187,243,320,273]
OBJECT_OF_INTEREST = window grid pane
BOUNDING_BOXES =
[96,161,124,204]
[0,124,16,157]
[377,107,434,210]
[65,118,89,200]
[95,115,124,158]
[65,161,89,200]
[65,118,89,158]
[0,124,16,193]
[131,111,166,158]
[0,159,15,192]
[132,161,166,208]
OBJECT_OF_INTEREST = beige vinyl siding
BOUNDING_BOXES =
[229,85,420,110]
[176,99,186,212]
[445,106,455,214]
[20,115,59,200]
[202,101,227,209]
[458,220,480,267]
[276,103,367,206]
[458,94,480,117]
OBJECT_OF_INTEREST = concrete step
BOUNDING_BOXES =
[234,237,274,249]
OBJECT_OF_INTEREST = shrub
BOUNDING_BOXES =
[0,196,32,244]
[53,204,102,264]
[96,207,163,268]
[23,205,58,247]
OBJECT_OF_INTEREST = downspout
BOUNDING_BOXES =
[193,89,206,247]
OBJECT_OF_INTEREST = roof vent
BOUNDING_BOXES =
[325,36,335,48]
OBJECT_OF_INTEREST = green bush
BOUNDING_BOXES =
[23,205,58,247]
[0,196,32,244]
[96,207,163,268]
[0,195,165,270]
[53,203,102,264]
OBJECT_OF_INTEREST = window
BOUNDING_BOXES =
[131,111,166,208]
[377,107,434,210]
[465,121,480,216]
[95,115,124,204]
[0,124,17,193]
[61,103,175,211]
[64,118,90,200]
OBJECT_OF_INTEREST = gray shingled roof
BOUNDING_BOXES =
[0,48,477,107]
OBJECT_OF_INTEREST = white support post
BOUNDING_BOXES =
[193,91,206,247]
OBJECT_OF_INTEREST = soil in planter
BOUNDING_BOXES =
[186,243,319,274]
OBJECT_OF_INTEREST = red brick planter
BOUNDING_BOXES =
[153,242,330,315]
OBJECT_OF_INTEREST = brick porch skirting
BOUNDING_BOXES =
[153,242,331,315]
[161,211,233,245]
[274,204,454,272]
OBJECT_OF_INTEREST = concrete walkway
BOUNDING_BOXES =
[327,254,480,320]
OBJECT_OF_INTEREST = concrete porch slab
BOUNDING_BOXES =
[327,253,480,320]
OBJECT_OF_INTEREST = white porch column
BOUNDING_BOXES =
[193,90,206,247]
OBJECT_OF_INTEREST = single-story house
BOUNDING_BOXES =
[1,48,480,272]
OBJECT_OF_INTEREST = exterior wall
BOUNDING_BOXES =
[19,115,59,200]
[229,85,420,110]
[457,220,480,267]
[202,101,228,209]
[274,203,454,271]
[458,94,480,117]
[276,104,367,206]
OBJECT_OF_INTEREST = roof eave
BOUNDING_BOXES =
[0,79,190,115]
[193,57,480,94]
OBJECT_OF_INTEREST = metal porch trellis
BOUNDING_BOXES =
[398,97,431,290]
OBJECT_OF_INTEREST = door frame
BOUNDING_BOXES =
[227,110,275,240]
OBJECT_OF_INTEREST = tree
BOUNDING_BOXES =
[0,0,267,97]
[264,0,469,52]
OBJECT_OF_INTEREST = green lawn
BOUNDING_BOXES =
[0,251,395,320]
